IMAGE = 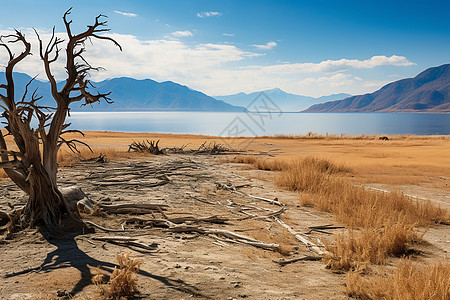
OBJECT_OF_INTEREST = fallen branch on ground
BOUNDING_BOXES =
[217,183,283,206]
[97,203,168,215]
[167,225,280,251]
[274,217,325,256]
[84,220,132,232]
[273,255,322,266]
[92,236,158,251]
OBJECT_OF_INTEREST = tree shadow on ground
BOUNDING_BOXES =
[4,228,204,298]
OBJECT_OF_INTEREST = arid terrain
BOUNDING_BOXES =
[1,132,449,299]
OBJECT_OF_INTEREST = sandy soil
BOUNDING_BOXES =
[1,154,349,299]
[1,133,449,299]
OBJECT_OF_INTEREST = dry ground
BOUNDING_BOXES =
[0,132,449,299]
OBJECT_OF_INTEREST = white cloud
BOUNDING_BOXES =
[253,41,277,50]
[0,28,415,98]
[299,74,362,87]
[223,33,234,37]
[171,30,193,37]
[249,55,415,74]
[114,10,137,17]
[197,11,222,18]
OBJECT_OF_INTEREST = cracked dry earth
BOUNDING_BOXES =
[0,154,351,299]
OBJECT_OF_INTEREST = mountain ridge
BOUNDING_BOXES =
[304,64,450,113]
[215,89,351,112]
[0,73,246,112]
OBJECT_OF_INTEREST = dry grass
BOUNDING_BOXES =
[257,133,450,141]
[233,155,448,270]
[346,260,450,299]
[57,146,137,166]
[93,252,143,299]
[235,156,446,228]
[323,225,422,270]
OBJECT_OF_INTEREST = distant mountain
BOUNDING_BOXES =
[304,64,450,112]
[0,73,246,112]
[215,88,351,112]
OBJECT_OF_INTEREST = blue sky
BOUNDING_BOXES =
[0,0,449,97]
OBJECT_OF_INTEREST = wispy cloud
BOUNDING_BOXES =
[248,55,415,73]
[114,10,137,17]
[171,30,193,37]
[299,74,362,87]
[0,28,415,97]
[197,11,222,18]
[223,33,234,37]
[253,41,277,50]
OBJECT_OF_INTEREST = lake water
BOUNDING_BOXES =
[67,112,450,136]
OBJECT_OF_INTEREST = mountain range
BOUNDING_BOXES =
[304,64,450,112]
[215,89,351,112]
[2,63,450,113]
[0,73,245,112]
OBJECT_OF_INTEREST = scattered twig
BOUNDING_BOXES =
[274,217,325,256]
[273,255,322,266]
[84,220,131,232]
[92,236,158,251]
[97,203,168,215]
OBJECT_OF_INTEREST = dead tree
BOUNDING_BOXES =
[0,8,121,229]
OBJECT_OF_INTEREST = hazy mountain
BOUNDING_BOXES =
[215,88,351,112]
[0,73,246,112]
[304,64,450,112]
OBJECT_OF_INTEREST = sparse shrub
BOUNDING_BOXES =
[94,252,143,299]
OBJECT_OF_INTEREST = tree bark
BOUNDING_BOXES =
[20,163,69,227]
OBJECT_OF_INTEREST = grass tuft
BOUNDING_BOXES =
[94,252,143,299]
[323,224,421,270]
[346,260,450,299]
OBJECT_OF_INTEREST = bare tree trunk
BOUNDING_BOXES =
[0,9,121,231]
[21,164,68,227]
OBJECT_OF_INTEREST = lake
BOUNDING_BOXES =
[66,112,450,137]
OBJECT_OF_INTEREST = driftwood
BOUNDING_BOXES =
[128,140,164,155]
[84,220,131,232]
[92,236,158,251]
[274,217,325,256]
[305,224,345,235]
[217,183,283,206]
[97,203,168,214]
[167,225,280,251]
[273,255,322,266]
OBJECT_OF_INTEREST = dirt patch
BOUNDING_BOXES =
[1,154,349,299]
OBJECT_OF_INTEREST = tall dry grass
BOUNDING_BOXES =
[323,224,422,270]
[346,260,450,299]
[233,155,448,270]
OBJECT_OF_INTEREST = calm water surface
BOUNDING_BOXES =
[67,112,450,136]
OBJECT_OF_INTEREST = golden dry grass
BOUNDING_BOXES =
[57,146,143,167]
[233,155,448,270]
[235,155,447,227]
[346,260,450,299]
[323,225,422,270]
[94,252,143,299]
